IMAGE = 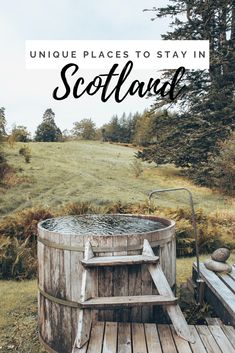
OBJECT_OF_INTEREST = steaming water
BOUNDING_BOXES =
[41,214,165,235]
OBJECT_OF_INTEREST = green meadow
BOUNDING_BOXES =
[1,140,234,217]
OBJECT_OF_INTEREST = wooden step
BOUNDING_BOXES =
[81,295,178,308]
[81,254,159,267]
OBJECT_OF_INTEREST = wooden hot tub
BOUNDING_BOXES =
[37,214,176,353]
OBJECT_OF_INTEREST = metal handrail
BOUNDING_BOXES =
[148,187,201,304]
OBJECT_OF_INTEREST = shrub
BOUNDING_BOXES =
[19,146,32,163]
[130,158,143,177]
[0,202,234,279]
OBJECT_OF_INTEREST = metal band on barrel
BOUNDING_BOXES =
[39,287,81,308]
[39,333,59,353]
[37,234,174,252]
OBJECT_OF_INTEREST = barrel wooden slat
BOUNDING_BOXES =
[60,234,72,352]
[38,214,176,353]
[70,233,84,344]
[127,234,142,322]
[98,235,113,321]
[141,232,153,321]
[43,231,53,345]
[113,235,129,321]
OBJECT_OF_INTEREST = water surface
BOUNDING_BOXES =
[41,214,165,235]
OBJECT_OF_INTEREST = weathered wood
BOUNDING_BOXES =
[208,325,235,353]
[81,254,159,267]
[144,239,195,343]
[97,236,113,322]
[82,295,178,308]
[118,323,132,353]
[141,233,153,321]
[128,234,142,322]
[170,325,192,353]
[193,263,235,325]
[73,322,235,353]
[218,273,235,294]
[188,326,207,353]
[196,325,222,353]
[86,322,104,353]
[70,233,84,345]
[132,323,147,353]
[205,318,222,326]
[38,215,176,353]
[102,322,117,353]
[59,233,72,352]
[113,235,129,321]
[158,325,177,353]
[144,323,162,353]
[221,325,235,348]
[75,242,96,349]
[228,266,235,281]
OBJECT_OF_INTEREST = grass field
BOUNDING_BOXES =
[1,141,234,217]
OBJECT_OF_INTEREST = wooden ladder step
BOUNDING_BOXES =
[81,254,159,267]
[81,295,178,308]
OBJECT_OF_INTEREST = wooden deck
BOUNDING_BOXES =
[76,321,235,353]
[193,263,235,325]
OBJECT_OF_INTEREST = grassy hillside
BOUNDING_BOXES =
[1,141,234,217]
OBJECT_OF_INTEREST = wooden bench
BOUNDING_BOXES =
[193,262,235,326]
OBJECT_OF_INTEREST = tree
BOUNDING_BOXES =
[11,125,31,142]
[0,107,8,183]
[35,109,62,142]
[72,118,96,140]
[0,107,6,136]
[140,1,235,183]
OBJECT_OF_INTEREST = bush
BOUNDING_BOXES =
[19,146,32,163]
[130,158,143,177]
[0,202,234,279]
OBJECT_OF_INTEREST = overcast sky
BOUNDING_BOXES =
[1,0,170,134]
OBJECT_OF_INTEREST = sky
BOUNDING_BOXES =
[0,0,170,134]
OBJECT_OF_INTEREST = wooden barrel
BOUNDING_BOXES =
[37,214,176,353]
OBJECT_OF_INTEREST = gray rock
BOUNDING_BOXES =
[204,259,232,273]
[211,248,230,263]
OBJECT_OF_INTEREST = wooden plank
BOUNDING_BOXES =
[75,242,96,349]
[141,235,153,321]
[59,233,72,352]
[132,323,147,353]
[208,325,235,353]
[98,236,113,322]
[71,234,84,343]
[118,323,131,353]
[102,322,117,353]
[194,263,235,316]
[82,295,177,308]
[196,325,222,353]
[113,236,128,321]
[158,325,177,353]
[221,325,235,348]
[86,322,105,353]
[170,325,192,353]
[188,326,207,353]
[143,240,195,343]
[128,234,142,322]
[218,273,235,294]
[81,254,159,267]
[205,318,222,326]
[144,323,162,353]
[228,266,235,281]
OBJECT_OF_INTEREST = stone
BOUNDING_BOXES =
[211,248,230,263]
[204,259,232,273]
